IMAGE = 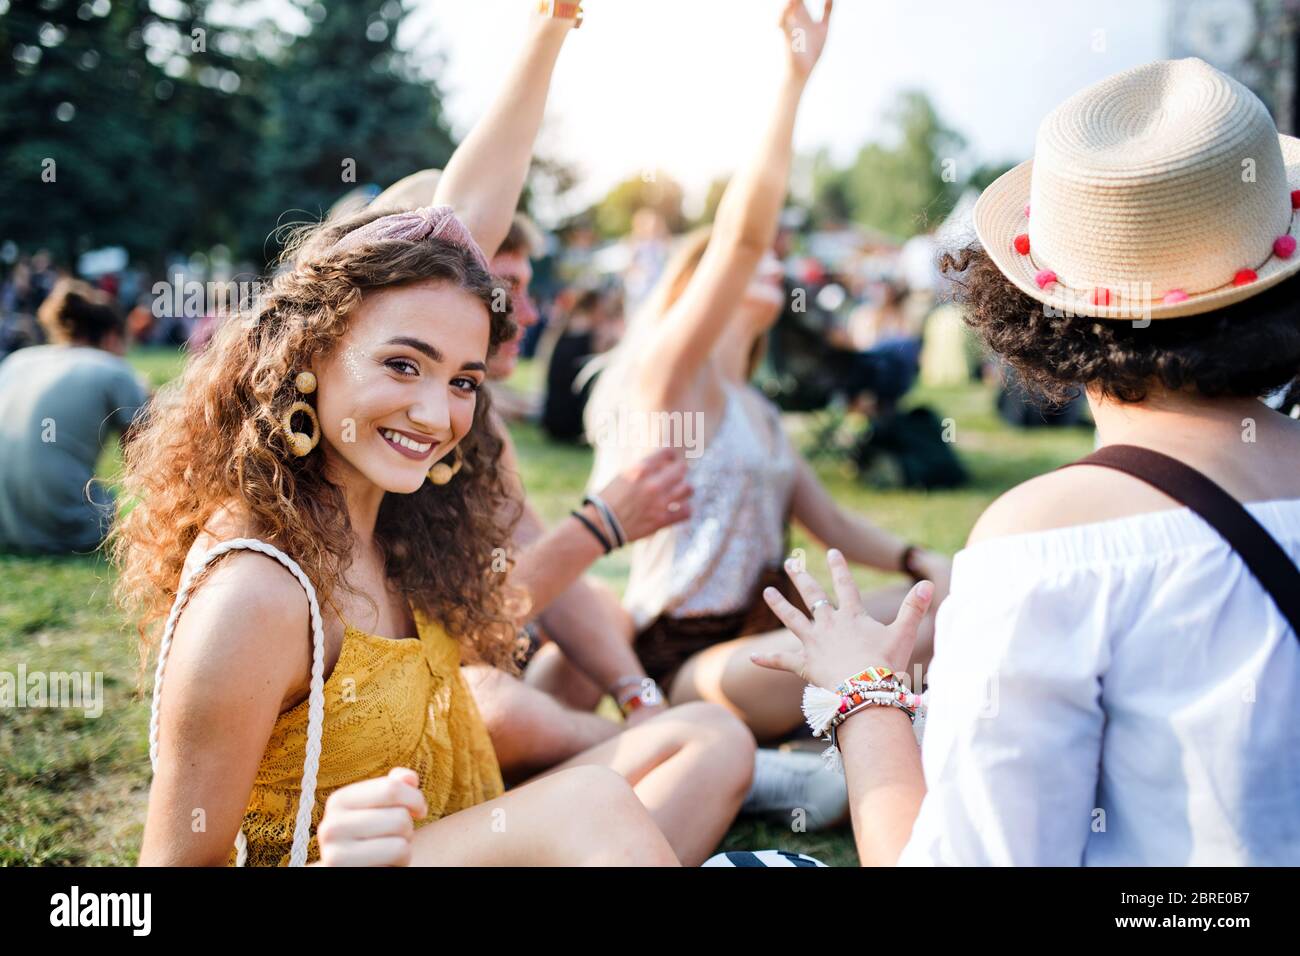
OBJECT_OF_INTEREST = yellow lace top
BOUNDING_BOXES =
[228,607,504,866]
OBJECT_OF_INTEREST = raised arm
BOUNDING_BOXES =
[640,0,832,405]
[432,10,579,258]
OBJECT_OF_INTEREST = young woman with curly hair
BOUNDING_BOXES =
[115,7,752,867]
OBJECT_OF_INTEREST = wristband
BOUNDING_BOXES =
[616,677,664,715]
[836,666,895,694]
[610,674,647,695]
[800,664,925,772]
[899,544,924,583]
[583,493,626,548]
[570,508,611,554]
[537,1,583,27]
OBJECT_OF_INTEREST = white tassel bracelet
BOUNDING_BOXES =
[801,677,926,773]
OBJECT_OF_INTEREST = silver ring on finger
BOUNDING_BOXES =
[809,598,832,615]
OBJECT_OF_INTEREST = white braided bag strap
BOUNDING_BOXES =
[149,537,327,868]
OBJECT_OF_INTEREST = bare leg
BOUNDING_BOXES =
[538,701,755,866]
[524,576,633,711]
[409,765,679,866]
[669,630,806,742]
[463,664,619,785]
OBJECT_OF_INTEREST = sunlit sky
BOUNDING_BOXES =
[406,0,1171,222]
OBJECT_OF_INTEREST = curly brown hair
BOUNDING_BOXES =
[110,207,524,672]
[940,245,1300,405]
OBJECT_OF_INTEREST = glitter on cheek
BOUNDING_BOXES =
[342,345,366,384]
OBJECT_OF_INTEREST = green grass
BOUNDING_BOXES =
[0,348,1094,867]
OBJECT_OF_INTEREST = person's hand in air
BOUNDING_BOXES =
[780,0,833,80]
[315,767,428,867]
[752,548,933,688]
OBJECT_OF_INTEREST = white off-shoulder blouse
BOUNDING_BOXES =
[898,500,1300,866]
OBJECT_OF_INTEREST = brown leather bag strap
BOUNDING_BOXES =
[1063,444,1300,641]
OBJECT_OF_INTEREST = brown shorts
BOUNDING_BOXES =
[633,565,808,691]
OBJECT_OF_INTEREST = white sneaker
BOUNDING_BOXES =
[740,748,849,831]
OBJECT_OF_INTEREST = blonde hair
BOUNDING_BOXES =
[582,228,711,439]
[583,225,770,441]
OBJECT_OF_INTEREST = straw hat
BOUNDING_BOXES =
[974,58,1300,320]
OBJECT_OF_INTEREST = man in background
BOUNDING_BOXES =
[0,278,148,554]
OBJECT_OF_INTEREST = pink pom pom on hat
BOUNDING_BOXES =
[330,205,490,272]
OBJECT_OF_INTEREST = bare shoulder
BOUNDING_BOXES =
[167,544,313,710]
[967,465,1175,547]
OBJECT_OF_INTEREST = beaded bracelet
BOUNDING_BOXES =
[833,686,921,726]
[801,665,926,771]
[835,665,894,695]
[808,681,919,734]
[831,666,920,721]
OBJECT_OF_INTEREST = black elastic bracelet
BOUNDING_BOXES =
[583,494,625,548]
[570,509,612,554]
[900,544,923,583]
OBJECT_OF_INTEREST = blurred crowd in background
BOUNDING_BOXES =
[0,194,1098,556]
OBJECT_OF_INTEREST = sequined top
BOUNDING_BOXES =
[594,382,799,629]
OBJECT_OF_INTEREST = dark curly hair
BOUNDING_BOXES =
[111,205,525,673]
[939,245,1300,405]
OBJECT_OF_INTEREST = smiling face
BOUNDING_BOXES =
[312,279,491,496]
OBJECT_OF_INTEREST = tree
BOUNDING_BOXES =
[1,0,464,268]
[590,171,685,239]
[246,1,457,262]
[0,0,268,266]
[810,90,970,239]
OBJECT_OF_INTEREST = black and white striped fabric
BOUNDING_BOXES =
[702,849,827,867]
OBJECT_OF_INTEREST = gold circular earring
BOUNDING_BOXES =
[282,371,320,457]
[428,446,463,485]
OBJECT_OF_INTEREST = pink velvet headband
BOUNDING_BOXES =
[330,204,490,272]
